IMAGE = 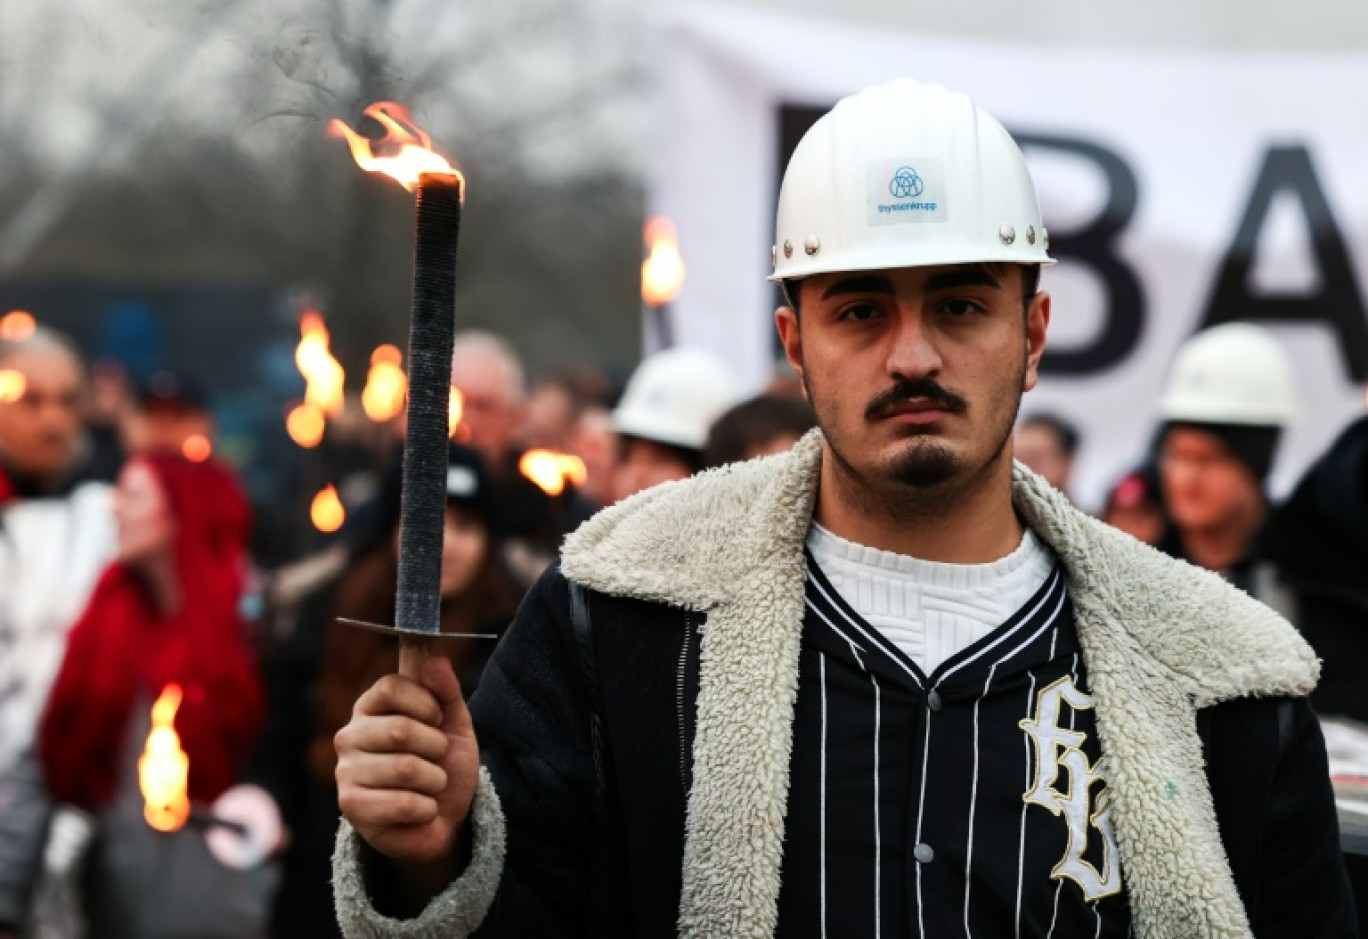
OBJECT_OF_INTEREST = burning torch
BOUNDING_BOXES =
[642,216,685,350]
[330,102,496,659]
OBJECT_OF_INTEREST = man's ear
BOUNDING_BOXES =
[1023,291,1051,393]
[775,305,804,393]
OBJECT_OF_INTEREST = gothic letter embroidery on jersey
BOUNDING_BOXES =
[1018,676,1123,901]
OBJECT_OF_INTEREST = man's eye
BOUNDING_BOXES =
[838,303,881,322]
[940,299,983,317]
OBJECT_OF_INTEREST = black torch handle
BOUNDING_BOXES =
[395,173,463,644]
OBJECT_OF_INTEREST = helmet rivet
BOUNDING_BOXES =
[783,239,793,259]
[999,225,1016,246]
[771,245,777,267]
[1042,228,1050,250]
[804,235,820,256]
[1026,225,1037,245]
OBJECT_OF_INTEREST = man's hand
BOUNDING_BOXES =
[336,653,480,867]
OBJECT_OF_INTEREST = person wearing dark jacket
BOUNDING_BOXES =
[1262,415,1368,723]
[331,80,1353,938]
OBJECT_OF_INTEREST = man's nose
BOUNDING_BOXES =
[885,310,942,380]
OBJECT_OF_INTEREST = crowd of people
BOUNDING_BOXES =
[0,223,1364,935]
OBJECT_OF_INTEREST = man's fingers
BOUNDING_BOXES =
[418,655,474,738]
[337,785,440,829]
[337,751,449,797]
[337,715,449,762]
[353,674,443,726]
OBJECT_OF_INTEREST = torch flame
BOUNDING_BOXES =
[362,345,408,423]
[311,484,346,533]
[329,102,464,193]
[642,217,685,306]
[139,684,191,832]
[449,387,464,438]
[0,369,25,404]
[181,434,212,463]
[294,312,345,417]
[0,310,36,341]
[286,402,326,449]
[519,450,589,497]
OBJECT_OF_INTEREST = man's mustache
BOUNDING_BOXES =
[865,378,969,422]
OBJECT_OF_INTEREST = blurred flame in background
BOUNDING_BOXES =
[286,403,326,449]
[311,484,346,533]
[519,449,588,497]
[0,370,25,404]
[139,684,190,832]
[449,387,464,438]
[295,312,345,417]
[329,102,463,192]
[0,311,35,341]
[181,434,212,463]
[641,217,685,306]
[362,345,407,422]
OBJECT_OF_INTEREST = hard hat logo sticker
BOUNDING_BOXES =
[868,158,947,226]
[889,166,925,199]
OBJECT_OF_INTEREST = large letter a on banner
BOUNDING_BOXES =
[1201,145,1368,382]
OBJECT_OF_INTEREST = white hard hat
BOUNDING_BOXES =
[612,347,741,450]
[1159,322,1297,427]
[770,78,1052,283]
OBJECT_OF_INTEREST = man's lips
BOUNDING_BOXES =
[877,401,954,424]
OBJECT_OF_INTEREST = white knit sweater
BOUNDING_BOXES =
[805,522,1055,674]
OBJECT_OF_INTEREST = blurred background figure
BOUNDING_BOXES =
[450,331,528,483]
[570,403,619,511]
[610,346,741,502]
[1155,323,1296,594]
[1014,412,1079,500]
[37,452,266,937]
[704,393,816,467]
[253,444,518,939]
[1100,466,1168,547]
[1262,409,1368,722]
[127,368,215,459]
[0,330,116,939]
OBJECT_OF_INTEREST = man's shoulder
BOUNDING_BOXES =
[562,436,822,609]
[1013,464,1319,705]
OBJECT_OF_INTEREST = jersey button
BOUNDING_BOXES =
[927,690,943,712]
[914,842,935,864]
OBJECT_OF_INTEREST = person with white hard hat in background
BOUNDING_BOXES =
[1155,322,1296,596]
[608,346,741,502]
[330,80,1352,937]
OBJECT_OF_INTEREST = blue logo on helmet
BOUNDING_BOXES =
[889,166,924,199]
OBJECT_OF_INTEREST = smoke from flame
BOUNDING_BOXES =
[139,684,191,832]
[642,217,685,306]
[311,485,346,533]
[329,102,463,193]
[519,450,588,497]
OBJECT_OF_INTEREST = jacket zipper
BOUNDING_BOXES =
[676,614,692,790]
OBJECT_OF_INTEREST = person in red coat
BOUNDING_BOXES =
[39,450,264,841]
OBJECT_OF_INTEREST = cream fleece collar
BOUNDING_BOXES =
[561,429,1318,939]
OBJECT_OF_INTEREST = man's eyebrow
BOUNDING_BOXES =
[923,265,1002,293]
[819,274,896,300]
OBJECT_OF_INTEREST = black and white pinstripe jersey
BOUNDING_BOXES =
[775,553,1132,938]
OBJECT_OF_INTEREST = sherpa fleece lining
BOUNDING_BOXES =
[336,430,1318,939]
[333,766,504,939]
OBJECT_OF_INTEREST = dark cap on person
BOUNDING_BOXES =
[137,369,210,413]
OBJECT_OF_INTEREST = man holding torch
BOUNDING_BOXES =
[333,80,1353,937]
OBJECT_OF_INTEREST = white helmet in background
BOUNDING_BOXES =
[770,78,1053,283]
[612,347,741,450]
[1159,322,1297,427]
